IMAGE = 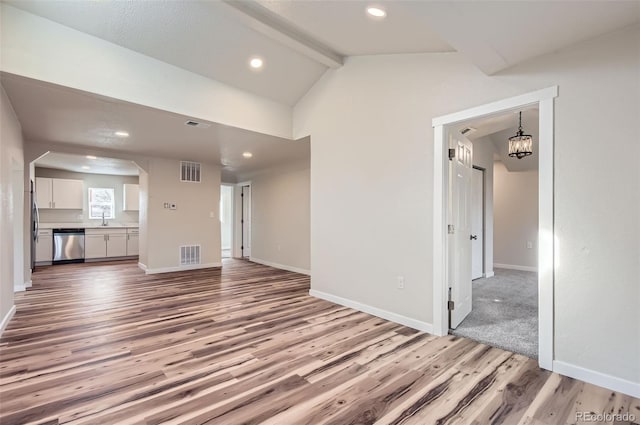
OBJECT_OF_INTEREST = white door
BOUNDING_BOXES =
[242,185,251,258]
[471,167,484,280]
[449,132,473,329]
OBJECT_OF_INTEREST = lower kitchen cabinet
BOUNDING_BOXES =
[35,229,53,264]
[108,234,127,257]
[85,234,108,259]
[126,233,139,256]
[85,228,138,259]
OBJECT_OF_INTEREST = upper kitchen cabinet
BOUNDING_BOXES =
[36,177,83,209]
[123,183,140,211]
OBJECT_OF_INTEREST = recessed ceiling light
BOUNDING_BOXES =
[366,6,386,18]
[86,155,97,160]
[242,152,253,158]
[249,57,263,69]
[82,166,90,170]
[114,131,129,137]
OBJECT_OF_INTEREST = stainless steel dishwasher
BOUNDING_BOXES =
[53,228,85,264]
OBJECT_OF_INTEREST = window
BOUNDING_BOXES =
[88,188,115,219]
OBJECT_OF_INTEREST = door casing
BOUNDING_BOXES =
[432,86,557,371]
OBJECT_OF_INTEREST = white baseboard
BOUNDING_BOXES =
[14,282,25,292]
[0,305,16,337]
[250,257,311,276]
[25,280,32,288]
[309,289,433,334]
[494,263,537,272]
[553,360,640,398]
[143,262,222,275]
[484,271,495,278]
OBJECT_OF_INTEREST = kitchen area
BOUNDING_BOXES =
[32,152,140,268]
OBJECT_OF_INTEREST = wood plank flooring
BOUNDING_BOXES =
[0,259,638,424]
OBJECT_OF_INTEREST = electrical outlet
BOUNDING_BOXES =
[527,241,533,249]
[397,276,404,289]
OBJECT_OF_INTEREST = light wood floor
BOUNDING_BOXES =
[0,260,637,424]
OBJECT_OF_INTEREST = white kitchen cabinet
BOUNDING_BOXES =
[35,228,53,263]
[85,234,107,259]
[85,228,133,259]
[126,228,139,256]
[107,234,127,257]
[35,178,53,209]
[123,184,140,211]
[36,177,83,209]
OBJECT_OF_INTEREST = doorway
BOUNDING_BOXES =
[432,86,557,370]
[471,166,484,280]
[240,184,251,258]
[220,185,233,259]
[448,110,540,359]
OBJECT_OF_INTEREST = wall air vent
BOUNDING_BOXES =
[180,161,201,183]
[185,120,211,129]
[180,245,201,266]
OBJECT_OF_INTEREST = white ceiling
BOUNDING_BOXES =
[35,152,140,176]
[6,0,638,104]
[3,0,327,105]
[1,73,309,182]
[255,0,453,56]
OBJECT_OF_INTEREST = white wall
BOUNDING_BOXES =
[470,136,495,277]
[34,168,139,225]
[0,4,292,139]
[142,158,221,272]
[294,25,640,386]
[250,162,310,273]
[0,84,24,331]
[493,161,538,270]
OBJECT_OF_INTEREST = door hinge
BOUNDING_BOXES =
[448,224,455,234]
[448,300,455,310]
[448,148,456,160]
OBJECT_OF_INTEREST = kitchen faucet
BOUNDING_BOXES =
[101,211,108,226]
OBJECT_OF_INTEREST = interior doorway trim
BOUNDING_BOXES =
[432,86,558,371]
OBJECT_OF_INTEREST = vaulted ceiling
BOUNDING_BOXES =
[6,0,640,105]
[2,1,638,177]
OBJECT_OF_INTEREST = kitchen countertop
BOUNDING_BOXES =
[40,223,139,229]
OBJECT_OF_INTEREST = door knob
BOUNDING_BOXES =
[470,235,478,240]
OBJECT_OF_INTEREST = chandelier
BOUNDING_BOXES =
[508,111,533,159]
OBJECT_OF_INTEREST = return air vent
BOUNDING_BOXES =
[461,127,477,136]
[180,161,201,183]
[184,120,211,128]
[180,245,201,266]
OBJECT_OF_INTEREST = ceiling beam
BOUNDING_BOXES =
[221,0,343,69]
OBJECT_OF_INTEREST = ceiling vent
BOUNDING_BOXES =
[180,161,201,183]
[461,127,477,136]
[180,245,201,266]
[184,120,211,129]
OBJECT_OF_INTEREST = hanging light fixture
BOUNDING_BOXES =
[508,111,533,159]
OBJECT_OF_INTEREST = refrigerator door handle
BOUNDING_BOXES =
[34,202,40,243]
